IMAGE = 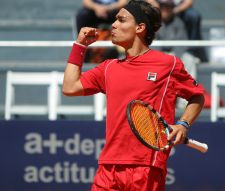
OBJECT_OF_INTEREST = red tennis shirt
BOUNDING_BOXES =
[80,49,204,170]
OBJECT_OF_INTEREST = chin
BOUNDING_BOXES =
[112,39,123,47]
[112,40,118,45]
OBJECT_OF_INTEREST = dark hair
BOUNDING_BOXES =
[124,0,162,45]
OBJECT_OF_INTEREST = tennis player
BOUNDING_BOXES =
[63,0,205,190]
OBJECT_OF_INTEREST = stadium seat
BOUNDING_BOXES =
[209,28,225,64]
[211,72,225,121]
[56,73,106,121]
[4,71,59,120]
[4,71,106,120]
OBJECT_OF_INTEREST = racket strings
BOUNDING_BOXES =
[147,109,167,148]
[132,105,150,138]
[131,104,159,147]
[131,104,168,149]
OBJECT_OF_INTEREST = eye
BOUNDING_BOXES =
[116,16,126,23]
[119,18,124,22]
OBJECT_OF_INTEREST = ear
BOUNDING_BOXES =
[136,23,146,34]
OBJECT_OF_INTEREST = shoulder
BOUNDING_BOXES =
[103,58,118,66]
[150,49,176,61]
[96,58,118,72]
[149,50,185,70]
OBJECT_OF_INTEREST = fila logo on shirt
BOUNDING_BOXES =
[147,72,157,81]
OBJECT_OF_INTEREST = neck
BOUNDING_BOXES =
[123,45,150,63]
[126,45,150,57]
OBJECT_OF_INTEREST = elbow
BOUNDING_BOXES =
[62,87,74,96]
[62,85,73,96]
[62,84,83,96]
[201,94,205,106]
[189,94,205,108]
[197,94,205,107]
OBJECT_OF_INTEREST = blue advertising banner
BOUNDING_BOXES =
[0,121,224,191]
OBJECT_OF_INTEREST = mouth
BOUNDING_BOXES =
[111,31,115,37]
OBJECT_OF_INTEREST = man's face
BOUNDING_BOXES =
[111,8,138,48]
[160,5,174,22]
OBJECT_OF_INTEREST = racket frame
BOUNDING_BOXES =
[127,100,208,153]
[127,100,172,151]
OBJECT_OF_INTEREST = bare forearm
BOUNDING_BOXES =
[63,41,87,96]
[83,0,127,12]
[173,0,193,14]
[179,94,205,125]
[62,64,84,96]
[63,27,98,96]
[83,0,99,10]
[169,94,204,145]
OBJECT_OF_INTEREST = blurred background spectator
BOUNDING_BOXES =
[148,0,208,62]
[75,0,128,34]
[156,0,188,58]
[75,0,128,63]
[155,0,199,108]
[172,0,208,62]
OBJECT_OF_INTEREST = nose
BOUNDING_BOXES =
[112,20,117,29]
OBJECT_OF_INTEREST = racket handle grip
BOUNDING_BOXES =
[185,138,208,153]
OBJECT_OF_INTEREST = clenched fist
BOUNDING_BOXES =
[76,27,99,46]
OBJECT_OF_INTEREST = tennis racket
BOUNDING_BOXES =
[126,100,208,153]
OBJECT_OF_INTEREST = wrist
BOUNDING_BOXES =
[67,42,87,67]
[75,41,87,48]
[175,120,191,130]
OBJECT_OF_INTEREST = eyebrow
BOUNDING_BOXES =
[116,15,128,20]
